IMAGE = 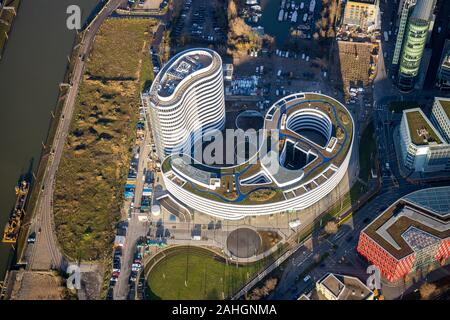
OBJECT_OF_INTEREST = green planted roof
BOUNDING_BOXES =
[406,110,442,145]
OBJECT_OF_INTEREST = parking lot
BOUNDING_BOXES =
[171,0,227,46]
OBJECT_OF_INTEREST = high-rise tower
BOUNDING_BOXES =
[142,48,225,160]
[397,0,435,91]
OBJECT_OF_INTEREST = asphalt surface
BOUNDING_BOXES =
[113,132,151,300]
[268,183,420,300]
[113,214,148,300]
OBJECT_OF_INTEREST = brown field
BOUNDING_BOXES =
[336,40,377,91]
[8,270,67,300]
[53,19,156,261]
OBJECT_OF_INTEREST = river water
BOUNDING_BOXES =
[257,0,322,46]
[0,0,99,279]
[259,0,292,45]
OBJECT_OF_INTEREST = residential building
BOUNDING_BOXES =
[357,187,450,282]
[141,48,225,159]
[399,108,450,172]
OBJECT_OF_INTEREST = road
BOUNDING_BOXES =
[133,133,151,213]
[264,1,450,297]
[112,13,169,300]
[24,0,128,271]
[268,182,420,300]
[113,214,148,300]
[113,130,151,300]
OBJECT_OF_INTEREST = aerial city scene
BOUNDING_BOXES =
[0,0,450,306]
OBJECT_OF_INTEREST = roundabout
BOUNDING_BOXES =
[226,228,262,258]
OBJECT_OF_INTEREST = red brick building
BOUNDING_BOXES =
[357,187,450,282]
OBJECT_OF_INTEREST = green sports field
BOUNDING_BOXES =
[146,247,264,300]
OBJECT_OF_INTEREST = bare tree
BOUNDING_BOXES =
[419,282,438,300]
[325,221,339,235]
[316,0,341,39]
[228,0,238,21]
[227,17,262,53]
[248,278,278,300]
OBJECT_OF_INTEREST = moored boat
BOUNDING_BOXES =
[2,181,29,243]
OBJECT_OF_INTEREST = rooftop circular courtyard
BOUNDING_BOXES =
[235,110,264,131]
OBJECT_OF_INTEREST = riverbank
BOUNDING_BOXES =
[15,33,84,263]
[0,0,21,60]
[0,0,101,281]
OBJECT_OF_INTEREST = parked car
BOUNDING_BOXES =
[27,232,36,244]
[131,263,141,272]
[129,271,138,282]
[114,248,122,258]
[106,288,114,300]
[113,263,121,273]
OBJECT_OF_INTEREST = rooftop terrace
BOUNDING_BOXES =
[363,187,450,260]
[161,93,353,205]
[318,273,373,300]
[157,51,213,97]
[405,109,442,145]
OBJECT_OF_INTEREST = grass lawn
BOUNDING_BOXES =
[146,247,263,300]
[54,18,156,260]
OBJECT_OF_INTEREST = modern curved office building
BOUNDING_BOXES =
[142,48,225,159]
[161,92,355,220]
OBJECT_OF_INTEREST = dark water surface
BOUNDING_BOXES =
[0,0,100,279]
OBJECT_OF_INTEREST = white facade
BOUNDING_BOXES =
[143,48,225,159]
[161,92,354,220]
[163,158,350,220]
[399,108,450,172]
[431,97,450,143]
